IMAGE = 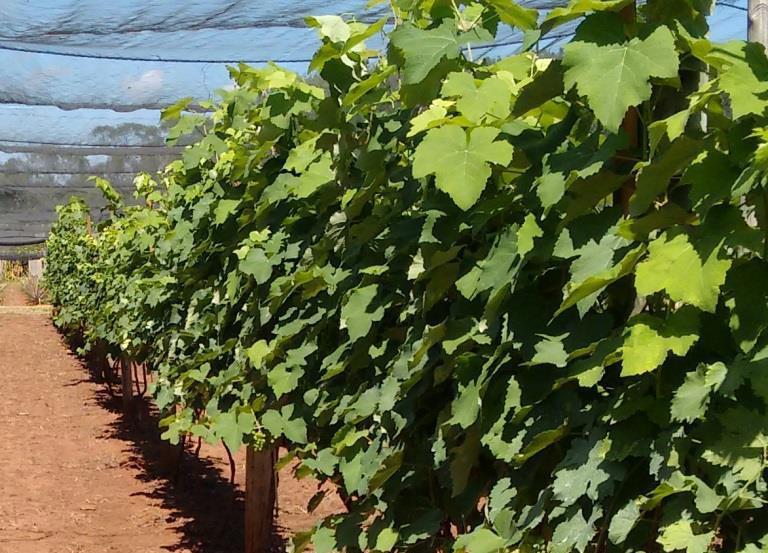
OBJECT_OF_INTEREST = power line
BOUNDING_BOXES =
[0,31,548,64]
[0,41,315,64]
[0,146,182,157]
[720,1,747,10]
[0,138,185,149]
[0,169,156,175]
[0,138,186,157]
[0,182,138,187]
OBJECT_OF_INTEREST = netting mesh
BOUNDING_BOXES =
[0,0,750,244]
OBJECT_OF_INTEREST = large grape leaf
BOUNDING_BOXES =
[390,21,461,84]
[702,406,768,479]
[261,405,308,444]
[621,322,694,376]
[563,26,679,132]
[413,126,514,210]
[296,154,336,198]
[635,234,731,313]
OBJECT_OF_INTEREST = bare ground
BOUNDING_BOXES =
[0,282,342,553]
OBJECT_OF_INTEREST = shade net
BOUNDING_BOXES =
[0,0,749,244]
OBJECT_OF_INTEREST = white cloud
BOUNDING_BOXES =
[124,69,165,99]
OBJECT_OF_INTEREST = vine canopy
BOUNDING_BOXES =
[42,0,768,552]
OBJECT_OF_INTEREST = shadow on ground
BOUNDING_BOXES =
[71,360,287,553]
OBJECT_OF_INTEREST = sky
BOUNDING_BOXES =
[0,0,752,146]
[0,0,752,242]
[710,1,749,42]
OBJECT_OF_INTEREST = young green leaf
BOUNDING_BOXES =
[412,126,513,210]
[635,234,731,313]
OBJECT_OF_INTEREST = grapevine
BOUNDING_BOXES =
[45,1,768,551]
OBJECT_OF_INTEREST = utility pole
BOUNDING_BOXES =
[749,0,768,46]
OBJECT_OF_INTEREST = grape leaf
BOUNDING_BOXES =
[306,15,351,43]
[671,363,727,422]
[557,245,645,316]
[442,72,512,124]
[453,527,508,553]
[716,42,768,120]
[485,0,538,30]
[390,21,461,84]
[608,500,641,545]
[341,285,385,342]
[413,126,514,210]
[552,438,613,506]
[630,137,702,216]
[551,507,599,553]
[563,25,679,132]
[726,261,768,352]
[518,214,543,256]
[635,233,731,313]
[239,248,273,284]
[456,225,519,300]
[658,520,714,553]
[531,335,569,368]
[449,381,482,429]
[543,0,633,30]
[621,313,699,377]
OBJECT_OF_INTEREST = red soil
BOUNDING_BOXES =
[0,285,342,553]
[0,282,28,307]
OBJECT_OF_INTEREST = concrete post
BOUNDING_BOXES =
[28,258,44,279]
[750,0,768,47]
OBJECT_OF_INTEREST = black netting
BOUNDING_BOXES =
[0,0,750,242]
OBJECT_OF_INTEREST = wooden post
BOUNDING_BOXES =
[120,354,134,415]
[245,446,276,553]
[90,339,107,382]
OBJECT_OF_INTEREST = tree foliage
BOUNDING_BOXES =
[45,1,768,551]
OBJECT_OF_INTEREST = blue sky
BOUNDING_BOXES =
[0,0,753,146]
[710,1,748,42]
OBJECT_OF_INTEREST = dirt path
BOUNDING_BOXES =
[0,282,28,307]
[0,295,340,552]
